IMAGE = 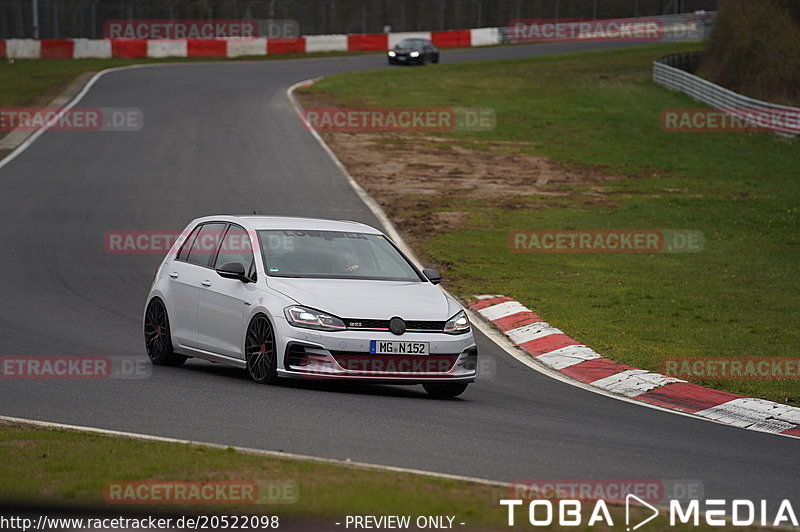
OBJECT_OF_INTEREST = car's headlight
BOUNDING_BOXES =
[388,50,396,57]
[285,306,346,331]
[410,51,420,57]
[443,310,470,335]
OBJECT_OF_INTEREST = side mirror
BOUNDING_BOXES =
[422,268,443,285]
[216,262,251,283]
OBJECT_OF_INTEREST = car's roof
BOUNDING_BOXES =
[191,215,383,234]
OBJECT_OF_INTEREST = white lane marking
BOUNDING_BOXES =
[475,294,505,300]
[506,323,562,345]
[538,345,599,370]
[0,70,105,170]
[478,301,530,321]
[0,415,509,488]
[591,369,684,398]
[695,398,800,432]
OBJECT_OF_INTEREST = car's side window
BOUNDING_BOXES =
[186,223,227,267]
[214,224,255,275]
[176,225,201,262]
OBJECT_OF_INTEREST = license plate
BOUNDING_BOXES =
[370,340,429,356]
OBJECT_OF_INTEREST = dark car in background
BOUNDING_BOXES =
[388,38,440,65]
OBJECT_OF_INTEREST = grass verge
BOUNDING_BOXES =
[300,42,800,404]
[0,423,505,526]
[0,422,712,531]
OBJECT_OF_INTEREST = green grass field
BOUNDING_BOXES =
[0,423,507,526]
[0,423,745,531]
[3,423,702,531]
[303,42,800,404]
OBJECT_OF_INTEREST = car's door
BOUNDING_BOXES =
[167,222,227,349]
[197,224,258,359]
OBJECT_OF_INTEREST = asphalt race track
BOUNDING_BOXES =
[0,40,797,508]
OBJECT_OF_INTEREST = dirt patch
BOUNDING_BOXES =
[297,90,619,244]
[318,129,616,241]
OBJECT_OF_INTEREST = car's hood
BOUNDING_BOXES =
[267,277,453,320]
[394,47,418,53]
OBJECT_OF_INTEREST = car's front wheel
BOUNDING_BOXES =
[245,314,278,384]
[423,382,468,398]
[144,298,187,366]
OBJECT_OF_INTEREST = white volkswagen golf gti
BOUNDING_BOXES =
[144,215,478,397]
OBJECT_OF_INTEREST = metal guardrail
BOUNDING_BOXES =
[653,52,800,136]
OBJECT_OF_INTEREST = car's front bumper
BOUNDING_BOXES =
[274,318,477,383]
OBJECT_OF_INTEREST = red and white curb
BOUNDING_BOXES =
[470,295,800,438]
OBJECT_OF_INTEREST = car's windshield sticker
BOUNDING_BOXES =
[279,230,367,241]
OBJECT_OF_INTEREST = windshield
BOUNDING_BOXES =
[258,230,422,281]
[397,39,426,48]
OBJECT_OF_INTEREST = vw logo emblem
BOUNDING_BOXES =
[389,317,406,336]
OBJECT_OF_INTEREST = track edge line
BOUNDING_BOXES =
[0,414,509,488]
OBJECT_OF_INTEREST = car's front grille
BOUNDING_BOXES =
[344,319,445,332]
[285,343,459,374]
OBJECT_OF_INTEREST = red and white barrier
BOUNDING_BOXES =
[74,39,112,59]
[304,34,348,53]
[0,28,498,60]
[0,13,714,60]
